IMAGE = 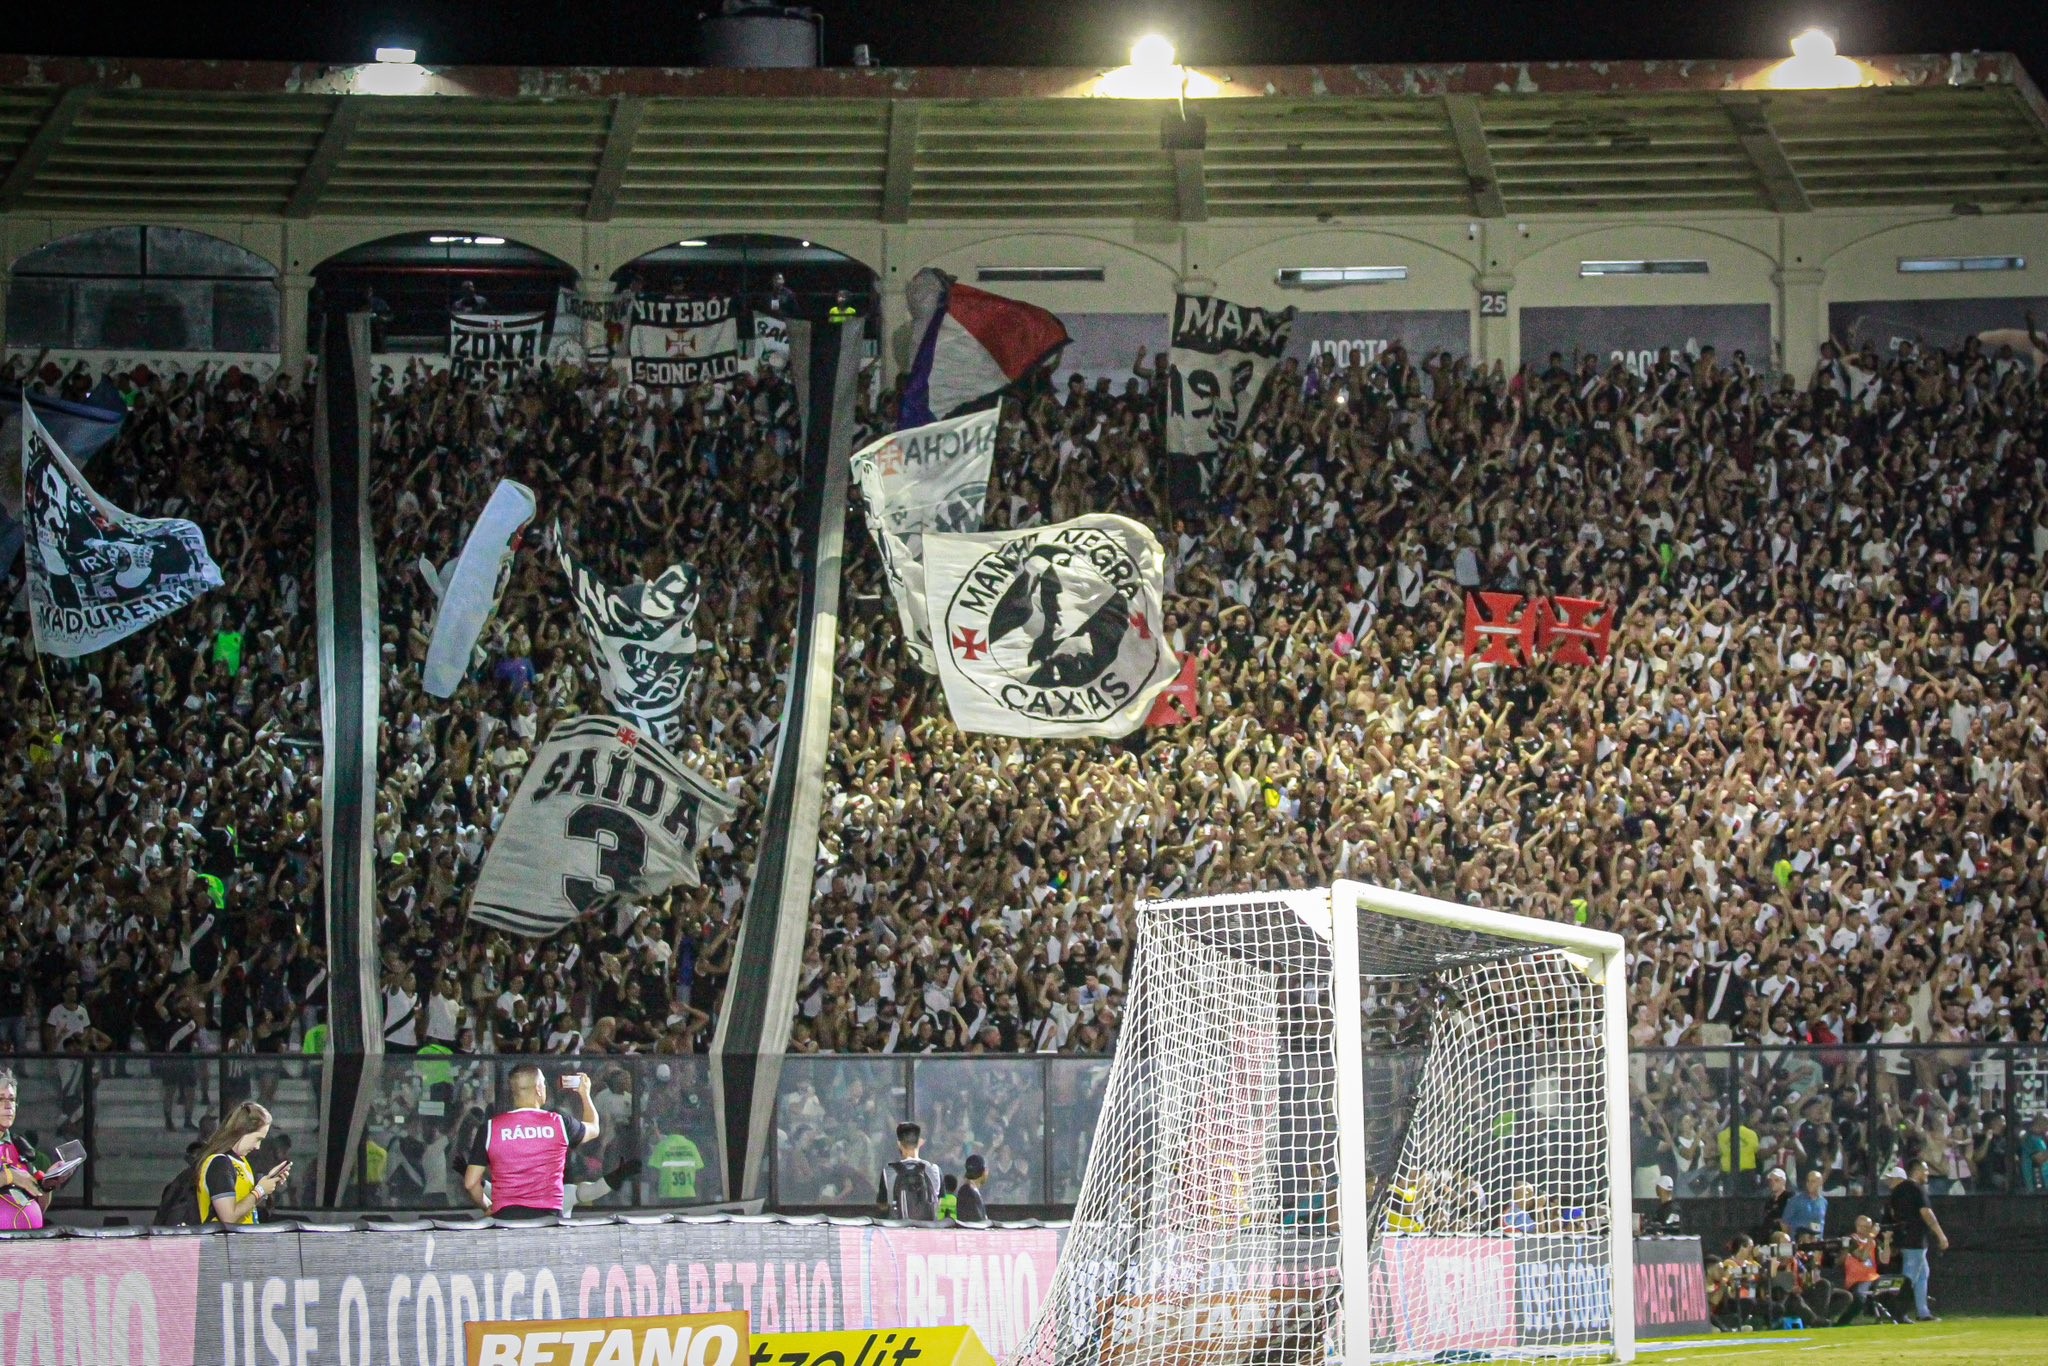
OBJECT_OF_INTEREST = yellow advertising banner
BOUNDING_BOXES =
[749,1326,996,1366]
[466,1310,750,1366]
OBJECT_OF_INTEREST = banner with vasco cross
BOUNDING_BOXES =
[1462,591,1613,667]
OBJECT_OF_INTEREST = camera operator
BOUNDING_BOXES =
[1646,1173,1683,1234]
[1882,1159,1948,1322]
[1833,1214,1890,1325]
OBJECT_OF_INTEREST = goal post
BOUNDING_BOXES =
[1014,880,1635,1366]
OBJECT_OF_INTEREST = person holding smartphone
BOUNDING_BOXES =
[464,1066,600,1219]
[0,1070,55,1230]
[195,1101,292,1225]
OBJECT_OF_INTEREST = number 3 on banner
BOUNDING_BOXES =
[563,803,648,911]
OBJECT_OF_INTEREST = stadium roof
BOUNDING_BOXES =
[1,52,2046,223]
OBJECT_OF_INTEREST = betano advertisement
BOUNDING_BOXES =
[0,1223,1700,1364]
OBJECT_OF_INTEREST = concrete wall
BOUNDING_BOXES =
[7,208,2048,381]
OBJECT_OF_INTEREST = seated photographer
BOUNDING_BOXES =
[1758,1231,1831,1328]
[1833,1215,1891,1326]
[1709,1235,1770,1331]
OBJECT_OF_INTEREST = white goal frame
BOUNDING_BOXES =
[1327,880,1635,1363]
[1017,878,1636,1366]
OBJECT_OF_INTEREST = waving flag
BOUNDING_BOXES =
[900,268,1069,429]
[2,380,127,573]
[421,479,536,697]
[21,403,221,657]
[850,408,999,672]
[558,528,706,746]
[923,514,1176,739]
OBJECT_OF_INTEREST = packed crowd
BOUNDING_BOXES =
[7,315,2048,1202]
[0,357,329,1133]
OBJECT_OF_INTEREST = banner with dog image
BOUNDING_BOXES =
[21,402,220,657]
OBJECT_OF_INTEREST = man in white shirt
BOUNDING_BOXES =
[382,967,419,1054]
[43,986,92,1051]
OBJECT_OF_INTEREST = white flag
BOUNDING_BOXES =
[850,408,998,672]
[922,514,1176,739]
[22,404,221,658]
[469,715,737,938]
[421,479,535,698]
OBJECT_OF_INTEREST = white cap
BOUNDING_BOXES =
[1882,1164,1909,1181]
[1768,1167,1787,1181]
[1656,1175,1675,1191]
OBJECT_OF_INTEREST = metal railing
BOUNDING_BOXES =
[3,1044,2040,1212]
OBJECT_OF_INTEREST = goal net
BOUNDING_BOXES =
[1013,880,1633,1366]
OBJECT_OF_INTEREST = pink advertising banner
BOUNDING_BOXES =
[0,1235,203,1365]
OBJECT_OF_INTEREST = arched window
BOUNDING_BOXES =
[6,226,280,353]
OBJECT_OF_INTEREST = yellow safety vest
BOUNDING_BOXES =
[198,1153,258,1225]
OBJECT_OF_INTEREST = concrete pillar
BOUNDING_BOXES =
[1475,269,1517,371]
[281,273,314,383]
[1774,266,1827,384]
[576,274,618,364]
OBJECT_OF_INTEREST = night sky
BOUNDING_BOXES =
[5,1,2045,81]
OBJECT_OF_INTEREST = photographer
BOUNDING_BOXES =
[1882,1159,1947,1322]
[1833,1214,1890,1326]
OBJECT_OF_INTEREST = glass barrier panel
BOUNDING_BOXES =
[1048,1058,1113,1204]
[911,1058,1045,1207]
[774,1057,908,1206]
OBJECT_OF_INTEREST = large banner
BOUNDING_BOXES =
[851,409,999,672]
[0,1224,1691,1364]
[22,403,221,656]
[1165,293,1296,458]
[630,296,743,387]
[1519,304,1772,380]
[469,715,737,938]
[450,311,547,383]
[1286,309,1471,369]
[1830,296,2048,365]
[0,1218,1058,1366]
[923,514,1177,739]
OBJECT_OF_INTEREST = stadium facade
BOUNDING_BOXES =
[3,51,2048,381]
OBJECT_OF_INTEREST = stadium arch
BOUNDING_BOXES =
[5,223,283,372]
[308,230,577,363]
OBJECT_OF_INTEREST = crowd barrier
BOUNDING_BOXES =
[0,1217,1708,1365]
[6,1043,2039,1215]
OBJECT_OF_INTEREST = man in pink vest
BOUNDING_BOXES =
[463,1065,601,1219]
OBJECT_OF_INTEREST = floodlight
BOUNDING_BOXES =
[1131,34,1175,70]
[375,47,417,65]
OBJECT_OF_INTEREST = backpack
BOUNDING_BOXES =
[153,1160,205,1227]
[887,1159,938,1221]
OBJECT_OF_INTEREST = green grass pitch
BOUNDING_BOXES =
[1641,1317,2048,1364]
